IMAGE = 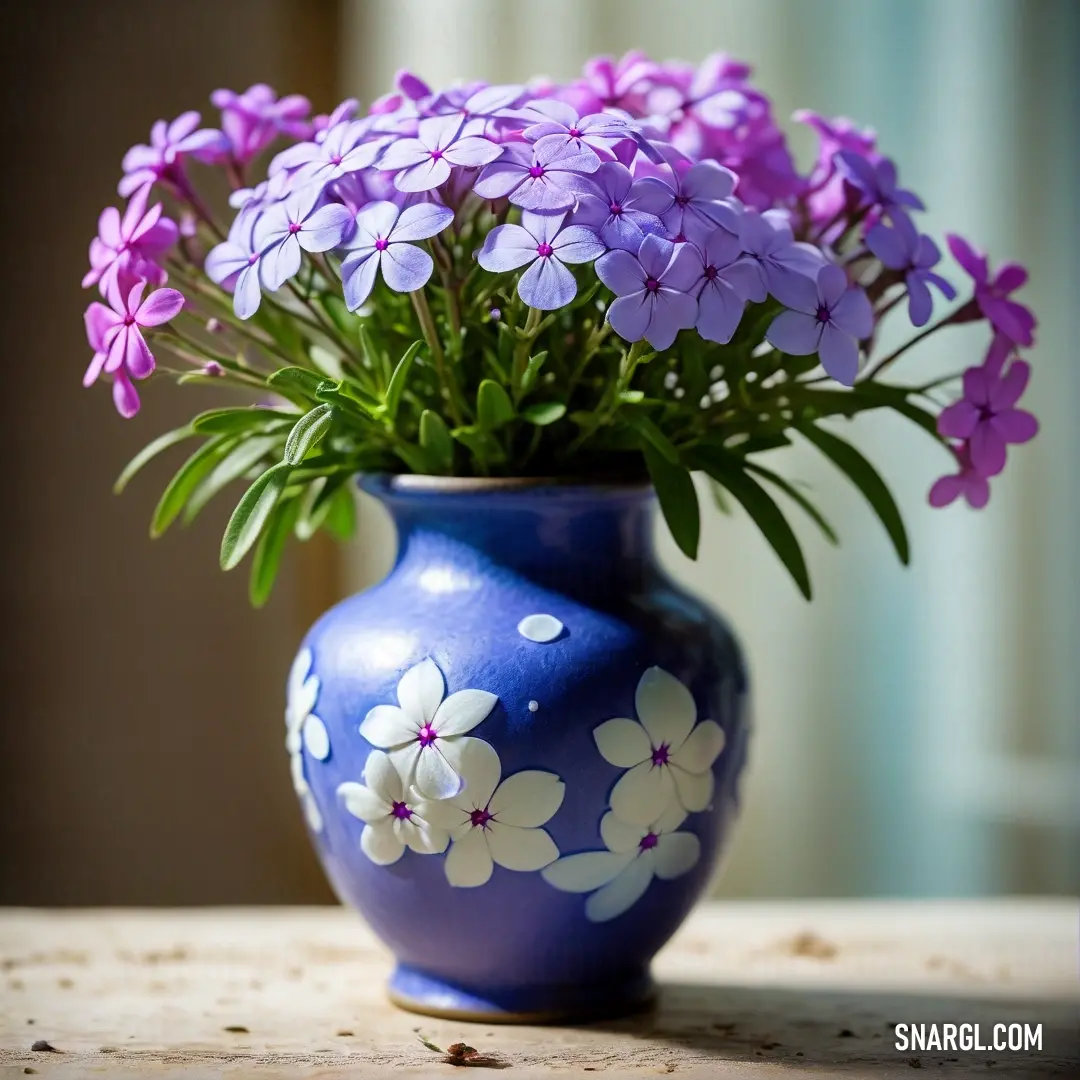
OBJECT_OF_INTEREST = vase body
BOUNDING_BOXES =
[287,476,750,1022]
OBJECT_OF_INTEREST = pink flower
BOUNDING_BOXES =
[936,358,1039,477]
[928,444,991,510]
[120,112,229,197]
[82,187,179,294]
[947,234,1036,347]
[83,280,185,418]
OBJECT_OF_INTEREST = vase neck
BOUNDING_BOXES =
[364,480,658,599]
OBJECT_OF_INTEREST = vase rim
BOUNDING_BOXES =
[360,472,651,496]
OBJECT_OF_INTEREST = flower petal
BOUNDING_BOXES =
[233,263,263,319]
[487,823,559,871]
[400,816,449,855]
[818,323,860,386]
[518,255,577,310]
[302,714,330,760]
[444,826,493,887]
[593,717,651,768]
[135,286,185,327]
[363,747,404,803]
[397,658,444,724]
[831,285,873,340]
[670,719,725,773]
[969,421,1007,477]
[653,832,701,880]
[595,249,644,296]
[359,704,414,748]
[394,156,452,193]
[610,759,677,826]
[936,400,980,440]
[391,202,455,243]
[636,667,696,751]
[766,309,820,356]
[381,242,434,293]
[991,409,1038,445]
[433,688,497,736]
[670,764,714,813]
[489,771,565,827]
[298,203,355,252]
[338,780,387,823]
[600,811,644,854]
[541,850,633,892]
[414,798,470,831]
[388,742,421,793]
[341,249,379,311]
[478,223,539,273]
[361,821,405,865]
[585,855,654,922]
[450,735,502,809]
[551,225,605,265]
[989,359,1030,411]
[413,744,463,800]
[928,474,963,509]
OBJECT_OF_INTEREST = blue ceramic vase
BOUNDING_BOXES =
[285,476,750,1022]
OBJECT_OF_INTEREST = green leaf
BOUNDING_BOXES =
[184,435,284,524]
[385,341,424,421]
[249,497,301,608]
[284,403,334,465]
[693,449,812,600]
[220,462,293,571]
[267,366,326,403]
[477,379,515,430]
[744,461,839,546]
[518,350,548,396]
[642,442,700,560]
[114,426,195,494]
[322,484,357,541]
[452,424,504,466]
[521,402,566,426]
[852,382,942,436]
[151,436,237,537]
[314,381,377,420]
[797,424,909,564]
[320,294,355,337]
[708,477,733,515]
[419,409,454,471]
[625,412,679,464]
[192,407,296,435]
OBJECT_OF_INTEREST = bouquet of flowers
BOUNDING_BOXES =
[82,54,1039,604]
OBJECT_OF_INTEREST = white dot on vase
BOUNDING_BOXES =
[528,700,539,712]
[517,614,564,643]
[303,715,330,760]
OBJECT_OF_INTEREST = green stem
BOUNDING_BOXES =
[863,312,958,380]
[410,290,463,426]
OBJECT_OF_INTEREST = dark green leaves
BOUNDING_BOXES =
[249,497,301,607]
[283,404,334,465]
[220,462,292,571]
[624,412,679,464]
[642,442,700,560]
[521,402,566,426]
[384,341,423,421]
[419,409,454,471]
[477,379,515,430]
[151,436,236,537]
[114,426,195,494]
[266,366,326,403]
[797,424,909,564]
[744,461,839,546]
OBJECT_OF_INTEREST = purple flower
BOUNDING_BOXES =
[311,98,360,138]
[866,214,955,326]
[568,51,660,116]
[522,100,634,169]
[83,280,185,418]
[794,111,878,225]
[211,84,312,164]
[478,210,604,310]
[736,208,825,305]
[686,228,747,344]
[205,215,265,320]
[936,359,1038,477]
[83,187,178,293]
[766,263,873,386]
[119,112,229,197]
[272,119,385,190]
[595,234,700,349]
[946,234,1036,347]
[928,444,991,510]
[834,151,924,223]
[253,188,356,291]
[473,139,599,212]
[378,115,502,193]
[656,161,739,243]
[340,201,454,310]
[571,161,668,251]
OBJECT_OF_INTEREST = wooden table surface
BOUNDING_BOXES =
[1,900,1077,1078]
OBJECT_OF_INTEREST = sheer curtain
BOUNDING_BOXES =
[340,0,1079,896]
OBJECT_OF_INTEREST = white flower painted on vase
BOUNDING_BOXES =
[415,739,565,887]
[593,666,724,825]
[337,750,450,866]
[542,806,700,922]
[358,658,497,801]
[285,647,329,832]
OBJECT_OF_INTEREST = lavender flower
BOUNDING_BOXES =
[83,187,178,293]
[595,234,700,349]
[211,84,312,164]
[378,115,501,193]
[119,112,229,197]
[686,227,747,344]
[568,51,660,116]
[478,210,604,310]
[936,359,1038,477]
[253,188,356,291]
[737,207,826,305]
[83,280,185,417]
[834,151,924,223]
[765,263,872,386]
[866,214,955,326]
[205,214,265,320]
[273,119,386,190]
[340,201,454,310]
[656,161,739,243]
[947,234,1036,347]
[794,111,878,226]
[311,98,360,138]
[473,139,599,212]
[928,444,991,510]
[522,101,634,169]
[571,161,668,251]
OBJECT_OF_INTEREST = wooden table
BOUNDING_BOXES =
[1,901,1076,1078]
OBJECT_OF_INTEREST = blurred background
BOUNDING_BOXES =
[1,0,1076,906]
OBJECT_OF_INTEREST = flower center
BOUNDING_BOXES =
[528,165,545,178]
[675,194,690,207]
[469,807,493,829]
[673,233,687,244]
[645,277,661,293]
[639,831,660,851]
[568,127,582,138]
[430,149,444,160]
[815,303,831,324]
[123,315,136,327]
[247,252,259,265]
[390,800,413,820]
[651,742,670,766]
[330,155,343,165]
[705,265,718,281]
[417,723,438,747]
[288,221,302,234]
[536,242,553,258]
[608,201,623,216]
[374,237,389,251]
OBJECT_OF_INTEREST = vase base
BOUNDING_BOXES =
[387,963,656,1024]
